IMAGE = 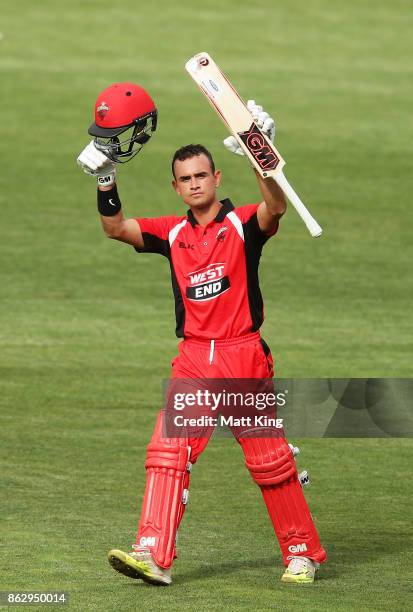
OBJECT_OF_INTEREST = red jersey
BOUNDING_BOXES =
[135,199,277,340]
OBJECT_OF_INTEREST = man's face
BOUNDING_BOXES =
[172,154,221,208]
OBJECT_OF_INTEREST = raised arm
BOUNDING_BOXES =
[97,183,144,248]
[77,141,144,248]
[77,82,158,249]
[223,99,286,234]
[255,169,286,234]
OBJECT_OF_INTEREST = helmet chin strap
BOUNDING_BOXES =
[111,136,121,158]
[136,132,151,144]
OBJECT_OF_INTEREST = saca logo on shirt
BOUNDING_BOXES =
[186,263,230,301]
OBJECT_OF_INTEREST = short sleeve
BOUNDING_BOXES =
[236,204,279,248]
[134,216,183,257]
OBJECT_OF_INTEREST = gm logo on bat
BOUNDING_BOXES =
[238,123,281,170]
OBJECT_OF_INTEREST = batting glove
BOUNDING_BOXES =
[77,140,116,188]
[223,99,276,156]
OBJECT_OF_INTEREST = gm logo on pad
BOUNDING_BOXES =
[139,536,156,547]
[288,543,308,553]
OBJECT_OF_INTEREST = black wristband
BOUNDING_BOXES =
[97,186,122,217]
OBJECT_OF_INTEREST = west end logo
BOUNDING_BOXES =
[186,263,230,301]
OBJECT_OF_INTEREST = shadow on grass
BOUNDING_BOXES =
[307,529,410,582]
[173,556,278,585]
[116,556,276,589]
[112,529,410,588]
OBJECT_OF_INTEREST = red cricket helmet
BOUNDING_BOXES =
[88,82,157,163]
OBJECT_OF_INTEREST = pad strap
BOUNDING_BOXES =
[136,412,191,568]
[240,437,327,565]
[244,438,296,485]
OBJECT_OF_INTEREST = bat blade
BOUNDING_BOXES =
[185,52,323,238]
[185,52,285,179]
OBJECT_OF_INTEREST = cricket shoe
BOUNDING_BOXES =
[107,548,172,586]
[281,556,319,584]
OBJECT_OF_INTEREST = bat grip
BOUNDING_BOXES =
[274,171,323,238]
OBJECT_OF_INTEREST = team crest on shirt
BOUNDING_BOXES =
[186,263,230,301]
[216,226,228,242]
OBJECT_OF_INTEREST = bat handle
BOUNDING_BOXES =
[274,171,323,238]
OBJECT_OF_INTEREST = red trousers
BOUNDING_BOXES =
[136,332,327,568]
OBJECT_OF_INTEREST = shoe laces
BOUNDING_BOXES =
[288,556,311,574]
[130,547,171,579]
[130,547,151,561]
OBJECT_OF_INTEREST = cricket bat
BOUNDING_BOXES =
[185,52,323,238]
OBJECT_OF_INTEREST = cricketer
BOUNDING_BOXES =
[77,82,327,585]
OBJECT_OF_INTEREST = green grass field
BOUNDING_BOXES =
[1,0,412,610]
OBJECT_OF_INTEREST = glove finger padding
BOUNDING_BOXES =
[224,99,276,156]
[262,117,276,142]
[223,135,244,156]
[77,140,113,174]
[247,99,263,120]
[77,140,117,187]
[247,100,276,142]
[257,111,270,127]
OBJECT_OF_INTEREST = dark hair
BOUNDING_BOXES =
[172,144,215,178]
